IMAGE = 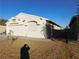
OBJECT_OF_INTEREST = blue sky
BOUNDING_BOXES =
[0,0,79,28]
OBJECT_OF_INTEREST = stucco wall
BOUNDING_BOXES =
[6,13,47,38]
[6,13,61,39]
[53,25,61,30]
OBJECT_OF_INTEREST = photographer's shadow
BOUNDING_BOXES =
[20,44,30,59]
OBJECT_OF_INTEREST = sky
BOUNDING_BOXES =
[0,0,79,28]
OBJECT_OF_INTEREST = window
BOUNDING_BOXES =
[23,20,25,22]
[25,25,27,27]
[28,21,40,25]
[18,19,20,21]
[28,21,37,23]
[12,19,16,22]
[40,18,42,20]
[37,24,40,25]
[10,23,18,24]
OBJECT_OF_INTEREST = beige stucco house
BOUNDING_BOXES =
[6,12,61,38]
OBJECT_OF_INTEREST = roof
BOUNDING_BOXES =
[7,12,61,27]
[15,12,49,20]
[46,20,61,27]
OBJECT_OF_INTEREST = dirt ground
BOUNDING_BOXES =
[0,37,79,59]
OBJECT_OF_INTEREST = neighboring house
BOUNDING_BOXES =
[68,15,79,41]
[6,12,61,38]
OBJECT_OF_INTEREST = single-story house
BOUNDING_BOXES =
[6,12,61,38]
